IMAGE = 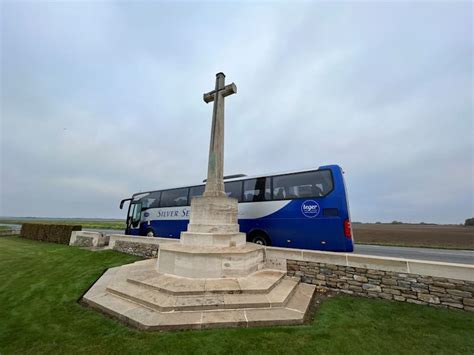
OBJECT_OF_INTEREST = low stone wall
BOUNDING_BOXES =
[263,247,474,312]
[107,234,178,258]
[287,260,474,311]
[264,247,474,281]
[69,231,109,248]
[114,240,159,258]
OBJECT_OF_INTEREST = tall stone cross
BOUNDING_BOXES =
[202,72,237,197]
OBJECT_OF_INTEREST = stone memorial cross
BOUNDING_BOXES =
[80,72,316,330]
[202,72,237,197]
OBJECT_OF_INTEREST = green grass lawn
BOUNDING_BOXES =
[0,236,473,355]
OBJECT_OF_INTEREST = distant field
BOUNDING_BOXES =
[2,218,473,250]
[353,224,474,250]
[0,218,125,231]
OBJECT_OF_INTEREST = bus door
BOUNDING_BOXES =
[127,201,142,235]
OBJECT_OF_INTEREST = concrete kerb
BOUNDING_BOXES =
[264,246,474,282]
[407,259,474,281]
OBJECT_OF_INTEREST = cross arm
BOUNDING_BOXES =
[203,83,237,103]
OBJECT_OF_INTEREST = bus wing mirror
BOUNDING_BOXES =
[120,198,132,210]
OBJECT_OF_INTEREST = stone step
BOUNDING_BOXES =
[222,278,298,309]
[127,269,286,295]
[85,282,316,331]
[106,276,298,312]
[180,231,246,247]
[106,282,176,312]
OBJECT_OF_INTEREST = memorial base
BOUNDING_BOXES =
[82,195,315,330]
[82,259,315,330]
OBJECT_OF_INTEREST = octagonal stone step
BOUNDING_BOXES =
[127,269,286,295]
[84,282,316,330]
[106,277,298,312]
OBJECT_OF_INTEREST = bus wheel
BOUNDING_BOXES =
[251,234,271,246]
[146,228,155,237]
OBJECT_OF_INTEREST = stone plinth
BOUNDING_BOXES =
[181,195,246,247]
[156,195,261,279]
[157,243,264,278]
[188,196,238,227]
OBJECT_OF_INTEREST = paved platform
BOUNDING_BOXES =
[82,259,315,330]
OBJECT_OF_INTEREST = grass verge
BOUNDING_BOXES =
[0,236,473,354]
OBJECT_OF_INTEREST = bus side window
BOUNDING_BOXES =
[224,181,243,202]
[274,187,285,200]
[243,178,271,202]
[189,185,205,199]
[272,170,333,200]
[160,188,189,207]
[146,191,161,208]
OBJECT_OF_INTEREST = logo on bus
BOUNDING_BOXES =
[301,200,320,218]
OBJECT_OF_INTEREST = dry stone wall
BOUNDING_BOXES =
[74,236,94,247]
[287,260,474,311]
[113,240,159,258]
[69,231,109,248]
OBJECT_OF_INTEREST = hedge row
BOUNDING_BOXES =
[20,223,82,244]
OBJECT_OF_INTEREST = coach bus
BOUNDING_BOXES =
[119,164,354,252]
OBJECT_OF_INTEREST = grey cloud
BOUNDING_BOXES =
[1,1,472,223]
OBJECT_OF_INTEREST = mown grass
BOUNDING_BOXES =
[0,236,473,354]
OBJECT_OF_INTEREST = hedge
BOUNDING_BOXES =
[20,223,82,244]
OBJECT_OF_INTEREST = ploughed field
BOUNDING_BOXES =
[353,224,474,250]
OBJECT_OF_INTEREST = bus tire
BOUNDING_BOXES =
[146,228,155,237]
[250,232,271,246]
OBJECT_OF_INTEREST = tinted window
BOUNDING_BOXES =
[140,191,161,208]
[273,170,333,200]
[224,181,242,202]
[243,178,271,202]
[189,185,205,199]
[160,188,189,207]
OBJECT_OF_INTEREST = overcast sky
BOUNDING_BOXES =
[1,1,472,223]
